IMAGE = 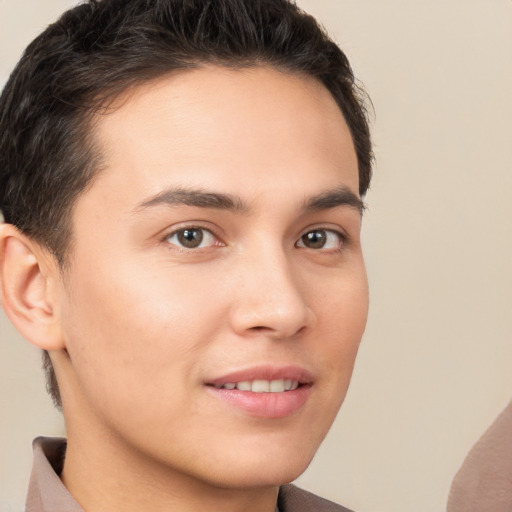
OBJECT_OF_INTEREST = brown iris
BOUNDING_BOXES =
[301,230,327,249]
[177,228,204,248]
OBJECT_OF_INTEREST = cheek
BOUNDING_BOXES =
[59,259,227,405]
[314,265,369,378]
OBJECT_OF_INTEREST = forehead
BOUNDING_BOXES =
[81,65,359,213]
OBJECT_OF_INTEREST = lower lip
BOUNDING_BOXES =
[205,385,311,418]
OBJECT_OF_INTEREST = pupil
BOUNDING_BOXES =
[304,230,326,249]
[178,229,203,248]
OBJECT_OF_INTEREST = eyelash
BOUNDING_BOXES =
[295,228,347,252]
[163,225,347,252]
[164,224,224,251]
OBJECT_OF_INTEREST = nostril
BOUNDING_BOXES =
[247,324,308,339]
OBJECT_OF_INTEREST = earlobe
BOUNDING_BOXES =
[0,224,65,350]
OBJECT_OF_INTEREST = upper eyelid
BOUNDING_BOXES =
[298,224,349,239]
[296,227,349,251]
[163,226,223,252]
[159,222,349,245]
[161,222,222,240]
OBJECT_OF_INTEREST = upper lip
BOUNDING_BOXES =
[205,365,314,387]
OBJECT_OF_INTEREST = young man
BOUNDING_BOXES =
[0,1,373,511]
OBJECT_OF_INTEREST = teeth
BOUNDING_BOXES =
[237,381,252,391]
[252,379,270,392]
[217,379,299,392]
[269,379,285,393]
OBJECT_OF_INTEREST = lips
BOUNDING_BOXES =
[205,366,313,418]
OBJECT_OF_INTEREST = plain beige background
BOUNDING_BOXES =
[1,1,511,511]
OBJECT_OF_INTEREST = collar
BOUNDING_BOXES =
[26,437,84,512]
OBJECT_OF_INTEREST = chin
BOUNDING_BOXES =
[212,464,311,490]
[201,443,318,490]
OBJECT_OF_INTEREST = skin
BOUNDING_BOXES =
[0,66,368,512]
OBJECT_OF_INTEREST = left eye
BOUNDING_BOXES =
[296,229,344,250]
[166,227,217,249]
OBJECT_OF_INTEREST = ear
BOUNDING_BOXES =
[0,223,65,350]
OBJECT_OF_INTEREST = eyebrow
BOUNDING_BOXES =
[134,187,248,213]
[303,186,366,215]
[133,185,365,215]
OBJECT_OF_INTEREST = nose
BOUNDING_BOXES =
[229,249,315,340]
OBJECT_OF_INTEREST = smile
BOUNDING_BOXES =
[213,379,300,392]
[205,366,313,418]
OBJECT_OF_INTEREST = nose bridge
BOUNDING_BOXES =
[230,238,314,338]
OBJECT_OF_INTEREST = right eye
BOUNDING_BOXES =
[166,227,218,249]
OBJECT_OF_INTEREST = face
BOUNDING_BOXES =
[55,66,368,489]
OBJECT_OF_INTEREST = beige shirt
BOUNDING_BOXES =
[26,437,353,512]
